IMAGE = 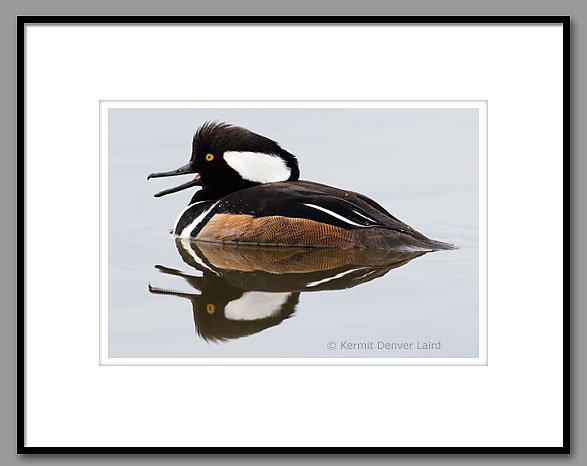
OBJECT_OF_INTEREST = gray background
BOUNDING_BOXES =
[1,1,581,464]
[108,107,479,359]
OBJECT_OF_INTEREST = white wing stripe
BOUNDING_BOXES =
[352,209,377,223]
[302,203,367,228]
[305,268,365,287]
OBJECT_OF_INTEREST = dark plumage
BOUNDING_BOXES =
[149,240,426,342]
[148,122,455,251]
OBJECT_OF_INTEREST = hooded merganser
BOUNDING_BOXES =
[149,239,425,341]
[148,122,455,251]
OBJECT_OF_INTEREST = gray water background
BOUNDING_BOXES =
[108,107,480,359]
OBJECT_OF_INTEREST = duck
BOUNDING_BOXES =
[147,121,455,251]
[149,239,426,342]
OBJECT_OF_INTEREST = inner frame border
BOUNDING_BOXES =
[99,100,488,367]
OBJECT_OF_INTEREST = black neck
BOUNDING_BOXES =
[189,179,259,203]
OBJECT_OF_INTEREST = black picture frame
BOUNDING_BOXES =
[17,15,570,454]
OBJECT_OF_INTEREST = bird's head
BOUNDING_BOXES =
[148,121,300,200]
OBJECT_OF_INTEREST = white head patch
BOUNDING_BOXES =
[223,151,291,183]
[224,292,291,321]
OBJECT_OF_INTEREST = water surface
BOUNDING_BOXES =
[108,108,479,359]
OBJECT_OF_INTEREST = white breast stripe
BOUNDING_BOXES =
[179,238,217,274]
[305,268,365,287]
[179,201,219,238]
[302,203,367,228]
[224,151,291,183]
[173,201,207,232]
[224,292,291,321]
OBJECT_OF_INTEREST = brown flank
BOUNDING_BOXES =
[196,213,355,248]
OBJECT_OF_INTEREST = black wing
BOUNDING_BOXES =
[216,180,415,232]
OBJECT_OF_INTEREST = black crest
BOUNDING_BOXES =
[191,121,300,180]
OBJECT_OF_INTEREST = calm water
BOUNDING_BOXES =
[108,108,479,359]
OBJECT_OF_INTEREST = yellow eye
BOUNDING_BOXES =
[206,304,215,314]
[205,153,214,161]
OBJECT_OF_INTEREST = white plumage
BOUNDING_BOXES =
[224,151,291,183]
[224,292,291,321]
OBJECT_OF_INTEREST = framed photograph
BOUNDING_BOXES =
[102,100,486,365]
[19,16,569,452]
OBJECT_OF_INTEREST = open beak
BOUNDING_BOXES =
[147,163,201,197]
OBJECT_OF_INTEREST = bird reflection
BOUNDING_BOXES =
[149,239,427,342]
